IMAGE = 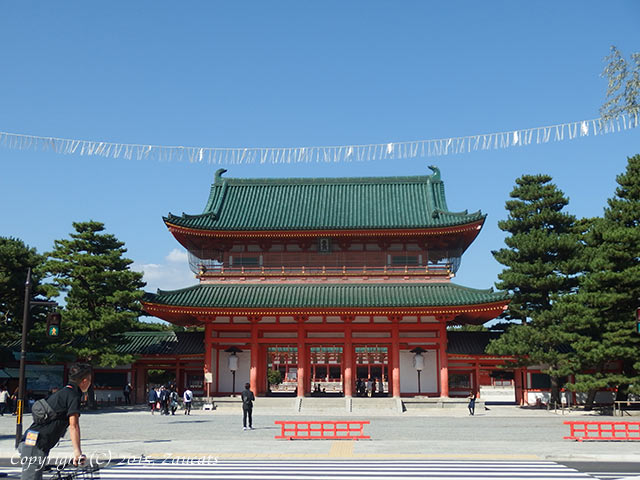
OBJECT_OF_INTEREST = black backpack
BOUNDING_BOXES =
[31,398,57,424]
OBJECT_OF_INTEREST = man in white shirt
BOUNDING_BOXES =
[0,385,9,415]
[183,388,193,415]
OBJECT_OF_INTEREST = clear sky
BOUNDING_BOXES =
[1,1,639,297]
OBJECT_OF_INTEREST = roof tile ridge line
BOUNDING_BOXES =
[426,165,447,214]
[216,175,435,185]
[153,284,203,295]
[448,282,507,295]
[210,178,229,219]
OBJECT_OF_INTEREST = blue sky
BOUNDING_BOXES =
[1,1,639,297]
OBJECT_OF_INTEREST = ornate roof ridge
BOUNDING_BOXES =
[211,167,442,186]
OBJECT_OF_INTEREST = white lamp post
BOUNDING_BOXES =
[411,347,426,395]
[225,346,242,396]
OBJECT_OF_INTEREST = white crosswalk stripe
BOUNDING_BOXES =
[98,460,595,479]
[0,467,22,479]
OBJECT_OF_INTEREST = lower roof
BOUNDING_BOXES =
[142,283,509,325]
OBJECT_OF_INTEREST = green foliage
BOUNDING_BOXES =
[0,237,50,347]
[43,221,146,367]
[267,369,283,386]
[559,155,640,398]
[488,174,583,400]
[601,46,640,120]
[492,174,582,321]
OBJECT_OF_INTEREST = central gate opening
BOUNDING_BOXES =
[309,345,343,395]
[355,345,389,396]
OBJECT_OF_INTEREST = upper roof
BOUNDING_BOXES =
[164,166,485,232]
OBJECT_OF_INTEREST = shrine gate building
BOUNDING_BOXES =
[142,167,511,398]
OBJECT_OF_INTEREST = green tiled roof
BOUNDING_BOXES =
[143,283,508,309]
[165,166,485,231]
[116,331,204,355]
[446,331,503,355]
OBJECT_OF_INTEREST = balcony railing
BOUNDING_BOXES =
[190,262,452,278]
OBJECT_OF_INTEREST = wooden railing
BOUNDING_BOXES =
[195,264,452,277]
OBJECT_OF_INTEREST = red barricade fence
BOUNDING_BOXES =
[275,420,370,440]
[564,421,640,441]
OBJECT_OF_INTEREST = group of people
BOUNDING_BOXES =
[356,378,384,397]
[147,385,193,415]
[0,384,21,416]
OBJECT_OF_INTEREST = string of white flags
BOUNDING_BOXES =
[0,114,638,165]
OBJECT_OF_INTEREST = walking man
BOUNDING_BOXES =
[183,387,193,415]
[18,363,92,480]
[241,382,255,430]
[0,385,8,415]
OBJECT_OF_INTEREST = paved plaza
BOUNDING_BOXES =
[1,405,639,463]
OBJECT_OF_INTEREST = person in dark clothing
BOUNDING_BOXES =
[148,386,158,414]
[159,386,170,415]
[123,383,132,405]
[169,388,179,415]
[241,383,255,430]
[18,363,92,480]
[468,391,477,416]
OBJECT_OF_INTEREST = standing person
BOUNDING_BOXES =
[147,386,157,414]
[183,387,193,415]
[241,382,255,431]
[0,385,8,415]
[11,387,19,415]
[468,391,477,416]
[123,383,132,405]
[18,363,92,480]
[169,387,179,415]
[366,378,373,397]
[158,386,168,415]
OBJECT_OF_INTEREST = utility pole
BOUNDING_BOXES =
[15,269,58,448]
[15,268,31,448]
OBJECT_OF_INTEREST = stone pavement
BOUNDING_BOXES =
[1,405,638,463]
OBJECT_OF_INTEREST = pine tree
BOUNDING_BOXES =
[0,237,49,347]
[44,221,145,367]
[561,155,640,405]
[487,174,583,403]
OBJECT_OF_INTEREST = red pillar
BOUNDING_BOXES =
[474,358,480,397]
[296,316,306,397]
[250,319,259,395]
[439,322,449,398]
[204,324,213,397]
[343,318,353,397]
[391,317,401,398]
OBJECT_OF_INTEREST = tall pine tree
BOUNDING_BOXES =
[561,155,640,405]
[44,221,145,367]
[487,174,583,403]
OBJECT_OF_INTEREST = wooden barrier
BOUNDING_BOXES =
[564,421,640,441]
[275,420,370,440]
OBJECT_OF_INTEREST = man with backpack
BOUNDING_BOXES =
[169,387,179,415]
[183,388,192,415]
[18,363,92,480]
